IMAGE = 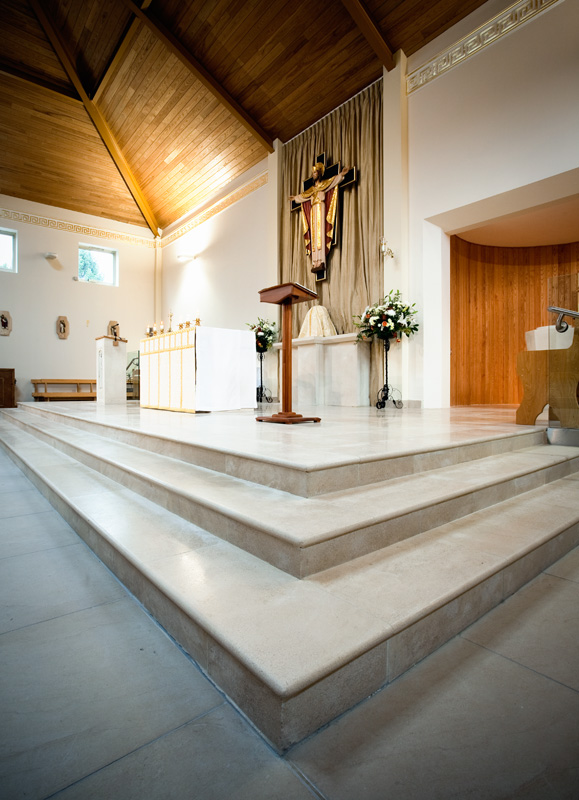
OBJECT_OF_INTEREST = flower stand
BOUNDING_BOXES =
[376,336,403,410]
[256,352,273,404]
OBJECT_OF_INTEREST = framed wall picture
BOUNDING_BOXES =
[0,310,12,336]
[57,316,69,339]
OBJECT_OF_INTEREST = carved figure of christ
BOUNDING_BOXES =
[290,154,357,281]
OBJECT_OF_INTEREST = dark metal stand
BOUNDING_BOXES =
[376,336,403,409]
[256,352,273,404]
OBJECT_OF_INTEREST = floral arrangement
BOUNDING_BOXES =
[353,290,419,342]
[246,317,277,353]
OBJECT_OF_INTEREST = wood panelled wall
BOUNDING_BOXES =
[450,236,579,406]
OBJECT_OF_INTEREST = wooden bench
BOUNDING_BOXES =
[31,379,97,401]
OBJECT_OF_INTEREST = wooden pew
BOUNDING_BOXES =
[31,379,97,401]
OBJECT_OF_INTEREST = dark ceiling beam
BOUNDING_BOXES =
[29,0,160,237]
[92,19,140,103]
[0,62,79,101]
[121,0,274,154]
[340,0,395,71]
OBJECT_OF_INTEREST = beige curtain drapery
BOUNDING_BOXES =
[279,79,383,398]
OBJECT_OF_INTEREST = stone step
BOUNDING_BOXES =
[16,401,546,497]
[2,407,578,578]
[1,417,578,752]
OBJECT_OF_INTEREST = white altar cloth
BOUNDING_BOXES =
[140,326,255,412]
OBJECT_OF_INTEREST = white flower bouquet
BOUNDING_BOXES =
[353,290,419,342]
[246,317,277,353]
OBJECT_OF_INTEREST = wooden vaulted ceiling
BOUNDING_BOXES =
[0,0,488,235]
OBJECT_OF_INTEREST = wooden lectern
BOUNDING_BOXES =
[256,282,321,424]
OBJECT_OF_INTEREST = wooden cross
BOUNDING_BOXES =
[291,153,357,282]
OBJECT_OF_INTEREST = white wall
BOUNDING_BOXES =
[161,181,278,336]
[405,0,579,406]
[0,195,155,402]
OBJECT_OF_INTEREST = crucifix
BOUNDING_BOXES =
[290,153,357,281]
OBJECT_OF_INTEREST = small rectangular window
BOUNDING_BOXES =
[0,229,17,273]
[78,244,118,285]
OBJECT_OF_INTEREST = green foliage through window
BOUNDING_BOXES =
[79,249,103,282]
[78,246,117,285]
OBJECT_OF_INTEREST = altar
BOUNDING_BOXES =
[274,332,370,406]
[140,326,255,412]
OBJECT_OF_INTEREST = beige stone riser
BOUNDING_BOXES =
[2,436,578,753]
[3,411,578,579]
[14,403,547,497]
[4,412,577,578]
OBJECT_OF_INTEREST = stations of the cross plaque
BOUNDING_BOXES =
[290,153,357,281]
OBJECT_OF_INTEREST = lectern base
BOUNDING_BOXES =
[256,411,321,424]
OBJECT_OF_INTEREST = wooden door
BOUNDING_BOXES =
[0,369,16,407]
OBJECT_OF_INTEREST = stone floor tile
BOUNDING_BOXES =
[546,548,579,583]
[462,573,579,690]
[0,598,223,800]
[0,454,22,476]
[0,474,35,494]
[0,487,53,518]
[0,509,79,559]
[53,705,316,800]
[289,637,579,800]
[0,543,127,633]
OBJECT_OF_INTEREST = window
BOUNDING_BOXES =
[0,229,17,273]
[78,244,118,285]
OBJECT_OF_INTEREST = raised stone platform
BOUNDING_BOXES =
[1,402,578,752]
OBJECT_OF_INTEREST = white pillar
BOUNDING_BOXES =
[422,221,451,408]
[383,53,413,401]
[267,139,283,281]
[154,237,162,323]
[266,139,283,398]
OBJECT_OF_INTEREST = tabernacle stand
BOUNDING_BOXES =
[256,282,321,424]
[95,335,127,405]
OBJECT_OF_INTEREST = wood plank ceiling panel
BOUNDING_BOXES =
[41,0,133,94]
[368,0,490,56]
[0,0,74,95]
[0,0,500,229]
[97,23,268,229]
[152,0,382,143]
[0,73,145,226]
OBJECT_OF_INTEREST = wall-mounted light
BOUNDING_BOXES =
[379,237,394,259]
[177,254,196,262]
[44,252,58,260]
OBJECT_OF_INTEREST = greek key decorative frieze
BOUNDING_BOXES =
[406,0,560,94]
[0,208,156,248]
[2,170,268,248]
[162,172,268,247]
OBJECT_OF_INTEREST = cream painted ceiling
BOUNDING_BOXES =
[459,196,579,248]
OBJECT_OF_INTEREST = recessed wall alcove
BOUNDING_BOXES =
[450,236,579,406]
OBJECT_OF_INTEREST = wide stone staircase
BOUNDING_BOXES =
[1,402,578,752]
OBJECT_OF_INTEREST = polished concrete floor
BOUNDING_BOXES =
[1,407,578,800]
